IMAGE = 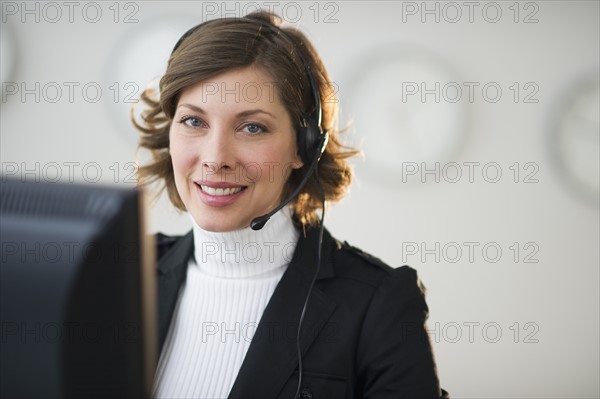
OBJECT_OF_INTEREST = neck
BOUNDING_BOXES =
[190,208,300,279]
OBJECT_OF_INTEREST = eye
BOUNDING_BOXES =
[178,115,205,128]
[242,123,268,135]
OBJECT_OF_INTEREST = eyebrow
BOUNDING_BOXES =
[177,104,277,119]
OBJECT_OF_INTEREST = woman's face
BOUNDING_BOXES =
[169,66,303,232]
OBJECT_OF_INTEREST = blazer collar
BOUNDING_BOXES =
[156,223,336,279]
[156,231,193,350]
[157,230,194,275]
[157,224,338,398]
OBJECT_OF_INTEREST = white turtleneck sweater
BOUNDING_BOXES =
[153,208,300,399]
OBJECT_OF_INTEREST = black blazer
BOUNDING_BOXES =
[156,225,449,399]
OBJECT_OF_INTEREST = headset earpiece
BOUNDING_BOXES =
[298,113,323,165]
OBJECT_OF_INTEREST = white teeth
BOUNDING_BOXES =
[200,185,243,196]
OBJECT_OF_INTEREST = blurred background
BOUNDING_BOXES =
[1,1,598,397]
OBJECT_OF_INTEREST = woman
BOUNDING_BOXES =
[134,10,448,399]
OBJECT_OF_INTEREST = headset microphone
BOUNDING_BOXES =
[248,17,327,232]
[250,131,328,231]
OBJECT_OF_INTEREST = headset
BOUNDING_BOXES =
[171,16,329,399]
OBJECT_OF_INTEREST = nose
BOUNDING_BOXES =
[202,128,237,174]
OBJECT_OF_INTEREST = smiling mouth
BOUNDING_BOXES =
[198,184,247,196]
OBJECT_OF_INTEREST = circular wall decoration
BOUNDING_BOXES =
[104,15,199,145]
[548,70,599,206]
[341,47,469,186]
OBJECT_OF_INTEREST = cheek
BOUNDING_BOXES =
[169,136,198,173]
[250,144,299,186]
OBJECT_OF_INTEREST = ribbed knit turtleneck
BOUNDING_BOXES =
[153,208,299,399]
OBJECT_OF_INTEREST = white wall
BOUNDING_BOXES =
[1,1,598,397]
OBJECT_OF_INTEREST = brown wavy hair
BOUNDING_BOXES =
[132,11,358,227]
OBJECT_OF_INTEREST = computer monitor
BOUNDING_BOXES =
[0,178,157,398]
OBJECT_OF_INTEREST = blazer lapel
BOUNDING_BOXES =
[227,227,338,399]
[156,231,194,351]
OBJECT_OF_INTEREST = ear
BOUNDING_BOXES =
[292,151,304,170]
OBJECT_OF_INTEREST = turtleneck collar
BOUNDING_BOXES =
[190,208,300,279]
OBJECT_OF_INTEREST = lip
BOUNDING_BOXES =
[194,181,248,207]
[195,180,246,189]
